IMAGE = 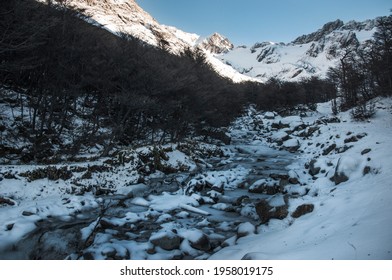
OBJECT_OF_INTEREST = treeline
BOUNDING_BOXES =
[245,77,336,113]
[0,0,247,157]
[327,14,392,114]
[1,0,335,160]
[0,0,346,162]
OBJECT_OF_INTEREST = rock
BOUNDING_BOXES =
[22,210,35,216]
[356,133,367,139]
[264,112,276,119]
[270,131,290,142]
[331,170,349,185]
[101,246,117,258]
[146,248,156,255]
[363,166,372,175]
[221,236,237,248]
[271,121,290,130]
[282,139,300,152]
[0,197,15,206]
[279,179,290,188]
[249,179,281,195]
[322,144,336,155]
[6,223,14,231]
[237,222,256,238]
[288,177,299,185]
[291,204,315,218]
[336,145,352,154]
[150,231,183,251]
[99,219,117,229]
[299,126,319,137]
[309,159,321,176]
[211,203,236,212]
[241,252,267,260]
[330,156,361,185]
[316,116,341,124]
[361,148,371,155]
[83,252,95,260]
[255,196,289,224]
[344,135,358,143]
[189,233,211,252]
[234,195,250,206]
[270,173,289,180]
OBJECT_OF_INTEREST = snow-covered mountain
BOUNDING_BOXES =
[217,19,378,82]
[39,1,380,83]
[197,32,234,54]
[39,0,254,83]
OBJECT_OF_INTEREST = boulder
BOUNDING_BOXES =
[249,179,281,195]
[282,139,300,152]
[270,131,290,142]
[237,222,256,238]
[255,196,289,224]
[331,156,362,185]
[264,112,276,119]
[291,204,315,218]
[344,136,357,143]
[150,231,183,251]
[0,197,15,206]
[298,126,319,137]
[322,143,336,155]
[189,233,211,252]
[308,159,321,176]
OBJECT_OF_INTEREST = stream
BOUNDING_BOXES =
[2,137,295,260]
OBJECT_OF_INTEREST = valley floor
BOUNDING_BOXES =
[0,98,391,260]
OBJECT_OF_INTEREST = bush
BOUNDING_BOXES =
[350,102,376,121]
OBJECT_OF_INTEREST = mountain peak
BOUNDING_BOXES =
[292,19,344,45]
[198,32,234,54]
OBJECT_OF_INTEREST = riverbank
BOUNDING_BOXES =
[1,98,391,260]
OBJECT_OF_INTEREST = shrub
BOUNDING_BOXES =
[350,102,376,121]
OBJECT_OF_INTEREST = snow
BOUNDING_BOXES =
[334,155,365,181]
[148,192,199,212]
[216,25,377,82]
[237,222,256,236]
[210,97,392,260]
[283,139,300,148]
[1,85,391,260]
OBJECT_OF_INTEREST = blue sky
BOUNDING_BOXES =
[136,0,391,46]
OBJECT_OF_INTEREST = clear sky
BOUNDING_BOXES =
[136,0,390,46]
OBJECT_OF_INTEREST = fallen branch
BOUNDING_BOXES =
[179,203,210,216]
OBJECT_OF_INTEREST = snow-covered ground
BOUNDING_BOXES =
[217,27,376,82]
[1,98,391,260]
[210,98,392,259]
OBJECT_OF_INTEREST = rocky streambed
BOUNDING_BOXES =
[0,134,301,260]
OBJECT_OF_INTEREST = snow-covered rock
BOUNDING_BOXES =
[150,231,183,251]
[197,33,234,54]
[237,222,256,238]
[217,18,380,82]
[282,139,300,152]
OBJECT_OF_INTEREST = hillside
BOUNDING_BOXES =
[1,96,391,259]
[37,0,255,83]
[217,19,379,82]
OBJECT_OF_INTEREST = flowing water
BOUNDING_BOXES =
[2,139,295,259]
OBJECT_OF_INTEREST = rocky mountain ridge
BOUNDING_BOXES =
[39,1,384,83]
[48,0,249,82]
[218,18,381,82]
[197,32,234,54]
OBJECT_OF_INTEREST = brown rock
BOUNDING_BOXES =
[291,204,314,218]
[189,234,211,252]
[255,197,289,224]
[150,231,183,251]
